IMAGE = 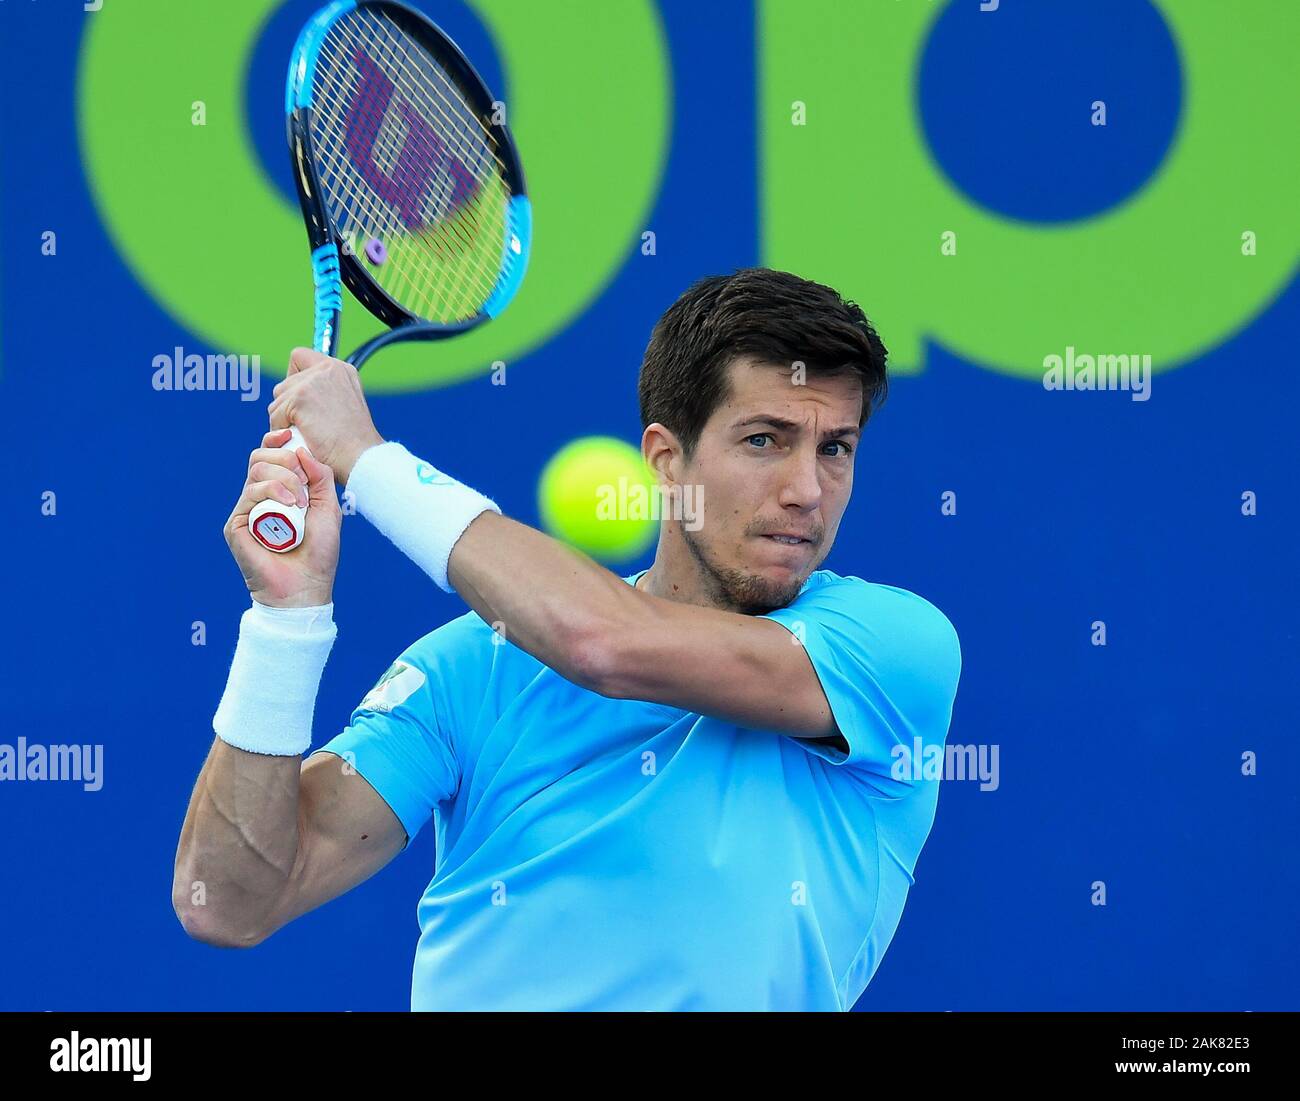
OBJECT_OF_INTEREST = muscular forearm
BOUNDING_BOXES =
[173,741,303,947]
[448,510,636,688]
[174,601,335,945]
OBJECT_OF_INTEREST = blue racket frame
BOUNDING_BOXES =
[285,0,531,368]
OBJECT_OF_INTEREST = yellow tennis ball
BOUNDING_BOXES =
[538,436,657,561]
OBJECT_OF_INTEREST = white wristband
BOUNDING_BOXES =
[347,441,500,592]
[213,601,337,757]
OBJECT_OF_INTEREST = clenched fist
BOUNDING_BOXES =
[267,348,385,484]
[224,429,342,607]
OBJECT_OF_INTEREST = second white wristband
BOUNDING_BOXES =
[347,441,500,592]
[213,601,337,757]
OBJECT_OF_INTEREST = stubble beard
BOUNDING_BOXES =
[680,523,812,614]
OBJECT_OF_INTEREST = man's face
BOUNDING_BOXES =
[676,357,863,613]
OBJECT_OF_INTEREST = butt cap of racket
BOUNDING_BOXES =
[248,426,311,553]
[249,500,306,553]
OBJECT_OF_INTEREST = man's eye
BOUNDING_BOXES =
[823,441,853,458]
[746,433,774,448]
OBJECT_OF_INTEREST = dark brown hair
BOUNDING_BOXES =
[637,268,888,456]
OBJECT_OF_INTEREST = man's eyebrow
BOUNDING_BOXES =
[731,415,861,439]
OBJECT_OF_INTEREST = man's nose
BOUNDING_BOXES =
[777,447,823,509]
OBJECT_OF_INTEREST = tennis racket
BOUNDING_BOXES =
[249,0,530,552]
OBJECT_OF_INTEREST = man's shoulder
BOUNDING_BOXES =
[401,611,502,662]
[398,610,543,683]
[789,570,957,631]
[778,571,961,678]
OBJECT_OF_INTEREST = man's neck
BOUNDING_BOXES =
[634,532,737,612]
[635,563,701,604]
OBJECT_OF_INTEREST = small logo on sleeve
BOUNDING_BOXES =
[358,660,427,713]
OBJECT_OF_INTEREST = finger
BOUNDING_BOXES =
[248,447,308,483]
[260,427,294,449]
[268,399,291,430]
[248,462,310,504]
[288,347,328,376]
[271,370,309,399]
[297,450,338,506]
[247,472,308,510]
[233,477,307,520]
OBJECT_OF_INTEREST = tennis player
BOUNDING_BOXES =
[174,267,962,1011]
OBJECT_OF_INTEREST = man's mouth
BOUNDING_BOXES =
[760,533,814,545]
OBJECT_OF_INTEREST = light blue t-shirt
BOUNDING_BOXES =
[314,569,961,1010]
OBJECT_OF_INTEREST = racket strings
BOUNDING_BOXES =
[368,17,511,311]
[371,18,506,192]
[337,10,508,185]
[316,25,499,233]
[316,12,503,227]
[312,26,503,318]
[311,47,498,320]
[344,14,504,310]
[308,7,512,322]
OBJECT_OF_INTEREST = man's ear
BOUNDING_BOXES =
[642,423,684,486]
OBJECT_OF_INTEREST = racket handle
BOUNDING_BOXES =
[248,427,312,553]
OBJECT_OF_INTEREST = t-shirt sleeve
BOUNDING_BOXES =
[311,614,489,849]
[762,578,961,788]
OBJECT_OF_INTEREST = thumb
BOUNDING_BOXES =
[297,449,338,506]
[288,347,326,376]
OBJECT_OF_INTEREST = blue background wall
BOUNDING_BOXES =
[1,0,1296,1010]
